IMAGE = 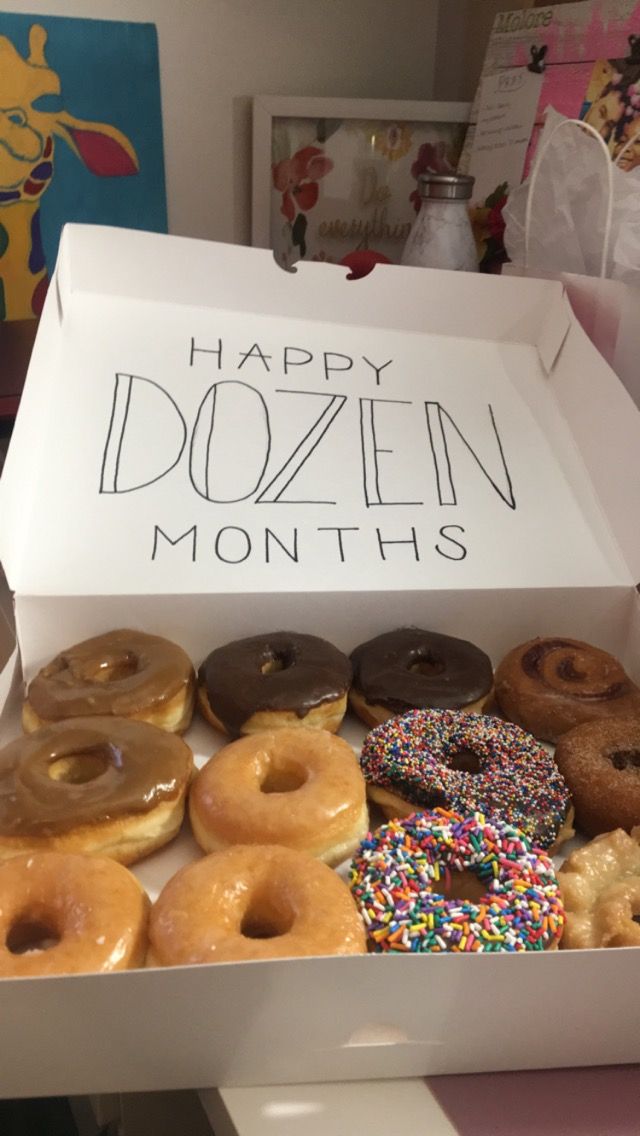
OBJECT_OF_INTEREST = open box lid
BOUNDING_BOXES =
[1,224,640,604]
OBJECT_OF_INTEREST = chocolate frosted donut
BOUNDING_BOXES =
[349,628,493,727]
[0,718,193,864]
[198,632,352,737]
[495,637,640,743]
[555,718,640,837]
[24,629,196,735]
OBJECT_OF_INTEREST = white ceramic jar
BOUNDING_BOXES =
[401,173,477,272]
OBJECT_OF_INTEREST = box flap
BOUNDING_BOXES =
[0,225,636,604]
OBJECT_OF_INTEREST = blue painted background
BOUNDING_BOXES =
[0,11,167,272]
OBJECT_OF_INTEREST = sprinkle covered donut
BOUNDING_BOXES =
[360,708,572,850]
[349,809,565,953]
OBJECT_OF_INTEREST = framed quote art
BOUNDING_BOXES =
[252,96,470,274]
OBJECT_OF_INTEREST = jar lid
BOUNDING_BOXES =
[417,173,475,201]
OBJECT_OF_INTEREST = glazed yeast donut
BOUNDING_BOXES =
[495,637,640,744]
[24,629,196,734]
[349,628,493,727]
[350,809,565,953]
[148,844,365,965]
[190,729,368,866]
[559,827,640,949]
[198,631,351,737]
[0,718,193,864]
[555,718,640,837]
[360,708,572,851]
[0,852,148,976]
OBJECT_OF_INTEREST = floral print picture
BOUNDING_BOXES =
[270,115,467,273]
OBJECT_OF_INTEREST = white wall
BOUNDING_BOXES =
[1,0,439,244]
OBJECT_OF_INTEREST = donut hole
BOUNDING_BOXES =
[83,651,139,683]
[261,648,295,676]
[6,918,61,955]
[260,761,308,794]
[608,749,640,772]
[434,868,489,906]
[408,651,446,678]
[240,892,295,940]
[48,747,111,784]
[448,749,481,775]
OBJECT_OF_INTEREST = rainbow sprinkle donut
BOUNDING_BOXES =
[360,708,571,850]
[349,809,565,953]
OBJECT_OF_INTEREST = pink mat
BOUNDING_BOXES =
[428,1065,640,1136]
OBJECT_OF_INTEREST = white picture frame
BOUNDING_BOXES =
[252,95,471,266]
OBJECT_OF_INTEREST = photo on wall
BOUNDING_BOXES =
[0,11,167,322]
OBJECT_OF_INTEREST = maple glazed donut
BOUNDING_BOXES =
[555,718,640,837]
[0,718,193,864]
[349,628,493,728]
[189,728,368,866]
[559,827,640,949]
[197,631,352,737]
[148,844,366,965]
[360,708,573,851]
[0,852,149,977]
[349,809,565,953]
[23,629,196,735]
[494,637,640,744]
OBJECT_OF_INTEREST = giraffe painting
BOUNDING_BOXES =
[0,23,139,321]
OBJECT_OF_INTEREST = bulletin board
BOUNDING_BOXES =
[462,0,640,269]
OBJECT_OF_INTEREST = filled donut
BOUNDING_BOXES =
[349,628,493,727]
[349,809,565,952]
[494,637,640,743]
[24,629,196,734]
[0,852,149,976]
[559,827,640,948]
[0,718,193,864]
[197,631,352,737]
[359,708,572,850]
[189,728,368,866]
[148,844,366,965]
[555,717,640,837]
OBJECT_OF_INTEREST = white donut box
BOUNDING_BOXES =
[1,224,640,1098]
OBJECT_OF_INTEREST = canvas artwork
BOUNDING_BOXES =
[463,0,640,269]
[0,11,166,321]
[269,115,467,273]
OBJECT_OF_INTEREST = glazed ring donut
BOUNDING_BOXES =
[197,631,352,737]
[558,827,640,948]
[349,628,493,727]
[349,808,565,953]
[555,718,640,837]
[24,629,196,735]
[494,637,640,743]
[189,728,368,866]
[0,852,149,976]
[0,718,193,864]
[359,708,573,851]
[148,844,366,965]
